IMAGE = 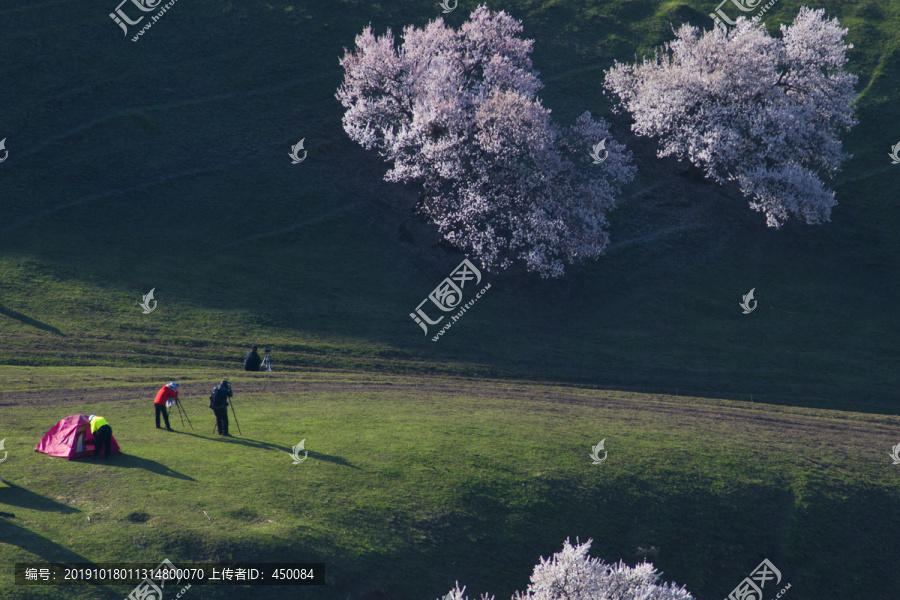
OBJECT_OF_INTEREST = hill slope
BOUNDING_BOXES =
[1,0,899,408]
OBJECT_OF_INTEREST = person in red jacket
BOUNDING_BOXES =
[153,382,178,431]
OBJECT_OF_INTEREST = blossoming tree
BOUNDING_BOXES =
[438,538,695,600]
[604,8,857,228]
[337,6,635,278]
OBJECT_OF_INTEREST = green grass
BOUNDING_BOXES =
[2,369,899,599]
[2,0,900,598]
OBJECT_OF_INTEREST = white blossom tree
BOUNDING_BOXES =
[437,538,695,600]
[336,5,635,278]
[604,7,857,228]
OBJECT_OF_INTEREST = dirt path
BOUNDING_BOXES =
[3,377,896,449]
[0,379,368,408]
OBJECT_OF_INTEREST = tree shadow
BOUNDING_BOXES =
[0,516,123,598]
[0,481,80,513]
[0,305,66,336]
[76,453,195,481]
[0,516,88,561]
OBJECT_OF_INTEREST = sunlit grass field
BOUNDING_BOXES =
[2,368,899,599]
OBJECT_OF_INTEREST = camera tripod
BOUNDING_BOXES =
[261,348,273,372]
[211,389,242,436]
[173,399,194,431]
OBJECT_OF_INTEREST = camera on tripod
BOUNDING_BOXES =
[261,347,273,372]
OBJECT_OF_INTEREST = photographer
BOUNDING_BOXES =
[153,382,178,432]
[209,379,233,437]
[243,345,262,371]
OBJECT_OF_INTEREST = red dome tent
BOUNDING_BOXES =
[35,414,120,459]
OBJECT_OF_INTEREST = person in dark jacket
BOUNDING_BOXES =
[209,379,233,436]
[89,414,113,459]
[243,346,262,371]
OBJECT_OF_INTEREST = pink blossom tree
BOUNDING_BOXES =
[438,538,695,600]
[604,7,857,228]
[336,6,635,278]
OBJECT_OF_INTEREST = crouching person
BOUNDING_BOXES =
[89,414,113,459]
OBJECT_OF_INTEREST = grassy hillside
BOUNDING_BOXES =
[2,2,899,600]
[1,0,899,408]
[2,368,899,599]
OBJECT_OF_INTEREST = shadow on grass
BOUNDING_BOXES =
[76,453,195,481]
[306,450,360,470]
[171,430,286,452]
[3,467,888,600]
[283,474,900,600]
[0,305,66,336]
[0,516,87,561]
[0,482,80,513]
[0,516,124,598]
[167,431,360,468]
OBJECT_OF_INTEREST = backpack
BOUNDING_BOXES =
[209,386,226,409]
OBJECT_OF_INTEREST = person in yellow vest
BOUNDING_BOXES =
[89,414,113,459]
